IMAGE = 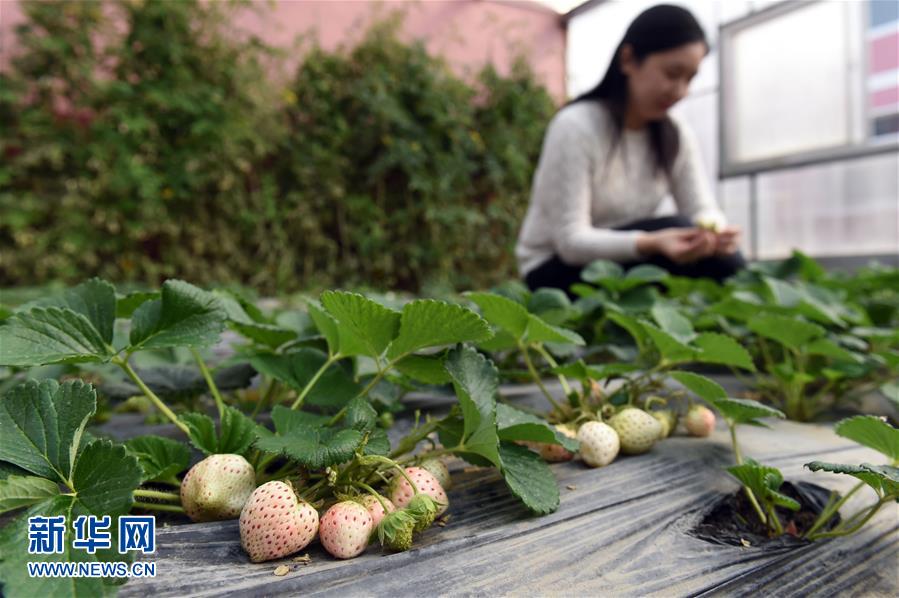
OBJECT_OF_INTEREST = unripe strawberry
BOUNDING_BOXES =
[377,509,416,552]
[180,454,255,522]
[359,494,395,528]
[608,408,662,455]
[319,501,373,559]
[239,481,319,563]
[577,421,619,467]
[389,467,448,515]
[419,457,453,490]
[651,409,678,439]
[685,405,716,437]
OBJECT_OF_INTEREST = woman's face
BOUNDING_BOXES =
[621,41,706,122]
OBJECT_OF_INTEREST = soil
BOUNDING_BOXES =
[691,481,841,548]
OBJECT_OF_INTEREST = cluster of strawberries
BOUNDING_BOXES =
[179,455,450,562]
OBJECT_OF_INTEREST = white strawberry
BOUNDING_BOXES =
[577,421,620,467]
[239,481,319,563]
[180,454,255,522]
[685,405,716,437]
[319,501,373,559]
[651,409,678,439]
[608,408,662,455]
[389,467,448,515]
[359,494,395,528]
[419,457,453,490]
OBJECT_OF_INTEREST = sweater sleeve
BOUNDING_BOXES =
[669,118,727,229]
[532,112,643,265]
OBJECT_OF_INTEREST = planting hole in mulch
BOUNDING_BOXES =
[690,482,841,548]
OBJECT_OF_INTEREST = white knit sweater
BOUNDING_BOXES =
[515,101,726,276]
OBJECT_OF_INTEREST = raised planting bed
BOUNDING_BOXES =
[123,414,898,596]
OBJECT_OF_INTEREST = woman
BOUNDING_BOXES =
[516,4,745,294]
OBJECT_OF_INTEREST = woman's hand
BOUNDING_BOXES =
[712,226,741,255]
[637,228,716,264]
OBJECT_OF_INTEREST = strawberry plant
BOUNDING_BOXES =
[675,371,898,540]
[0,278,575,595]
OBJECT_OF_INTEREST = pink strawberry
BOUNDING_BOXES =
[180,454,255,522]
[359,494,395,528]
[685,405,716,437]
[319,501,373,559]
[239,481,319,563]
[389,467,448,515]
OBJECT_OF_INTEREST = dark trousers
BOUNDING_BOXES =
[524,215,746,293]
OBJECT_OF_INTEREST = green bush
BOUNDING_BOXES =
[0,1,555,294]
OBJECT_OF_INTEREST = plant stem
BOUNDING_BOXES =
[191,348,226,419]
[115,357,190,436]
[766,503,783,535]
[533,344,573,397]
[728,422,767,526]
[133,488,181,502]
[251,380,279,419]
[133,501,185,514]
[520,344,566,415]
[804,481,865,538]
[291,354,339,410]
[808,496,892,540]
[354,481,390,513]
[389,418,442,459]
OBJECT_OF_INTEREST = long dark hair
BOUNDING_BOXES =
[572,4,708,177]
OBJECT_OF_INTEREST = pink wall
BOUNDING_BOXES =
[0,0,566,101]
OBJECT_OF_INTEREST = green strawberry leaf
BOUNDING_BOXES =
[466,291,530,340]
[619,264,668,290]
[306,301,341,356]
[180,408,258,457]
[496,404,579,452]
[180,412,218,455]
[651,304,696,344]
[394,354,452,385]
[805,462,899,496]
[692,333,756,371]
[218,407,260,456]
[498,442,560,515]
[747,314,824,350]
[607,312,649,352]
[669,371,727,403]
[124,435,190,484]
[270,405,331,433]
[834,416,899,461]
[0,476,60,514]
[805,338,861,363]
[527,288,573,325]
[727,459,800,511]
[231,322,298,349]
[250,349,360,410]
[254,426,363,470]
[129,280,227,351]
[319,291,400,358]
[444,345,501,468]
[26,278,117,344]
[116,290,160,319]
[0,379,96,485]
[0,440,142,598]
[386,299,492,360]
[523,315,585,346]
[581,260,624,286]
[363,428,391,456]
[641,322,695,363]
[713,398,785,427]
[0,306,115,366]
[345,397,378,432]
